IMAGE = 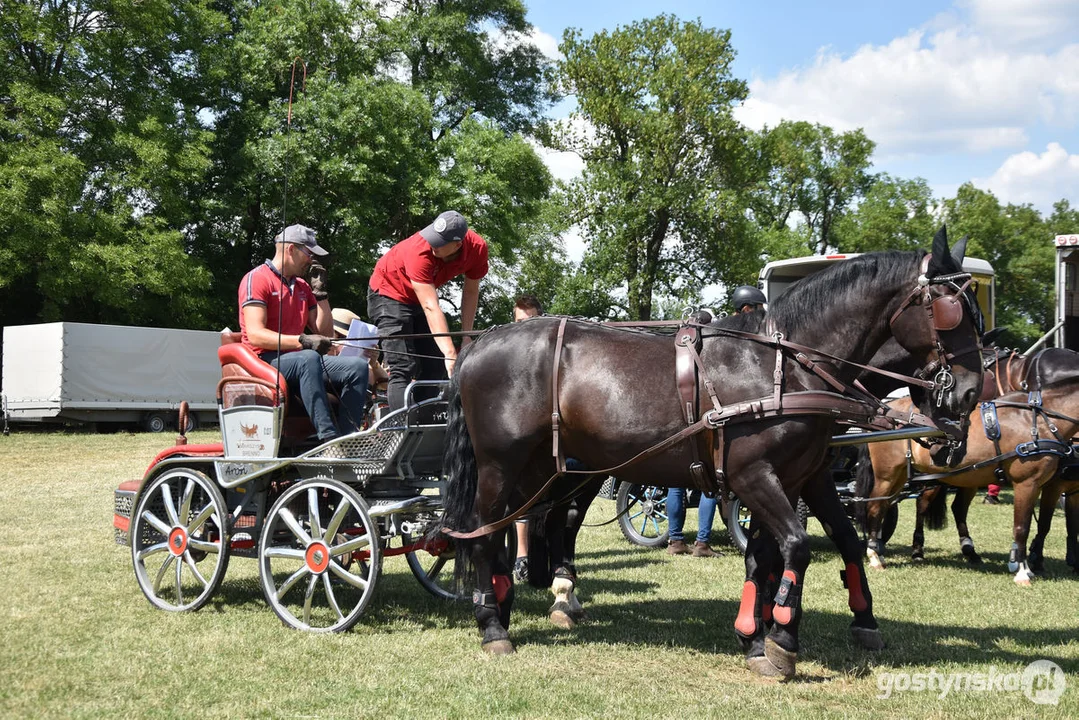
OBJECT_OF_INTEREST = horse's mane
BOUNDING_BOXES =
[767,251,920,330]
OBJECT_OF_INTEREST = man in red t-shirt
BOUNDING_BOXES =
[367,210,488,410]
[238,224,368,440]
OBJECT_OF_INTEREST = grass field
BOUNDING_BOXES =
[1,428,1076,719]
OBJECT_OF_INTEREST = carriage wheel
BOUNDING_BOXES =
[727,497,810,555]
[616,483,670,548]
[403,528,466,601]
[727,496,752,554]
[259,478,381,632]
[130,467,230,612]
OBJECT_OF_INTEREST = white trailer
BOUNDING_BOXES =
[759,253,996,329]
[1054,234,1079,351]
[1,322,221,432]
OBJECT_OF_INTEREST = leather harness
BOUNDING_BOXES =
[445,269,981,540]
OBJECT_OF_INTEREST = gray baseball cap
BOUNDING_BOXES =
[275,224,328,256]
[419,210,468,248]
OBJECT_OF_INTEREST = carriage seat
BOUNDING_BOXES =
[218,331,337,441]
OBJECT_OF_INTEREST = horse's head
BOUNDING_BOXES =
[888,226,984,447]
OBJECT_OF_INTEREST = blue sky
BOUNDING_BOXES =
[521,0,1079,217]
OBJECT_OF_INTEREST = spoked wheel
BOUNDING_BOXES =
[403,527,464,601]
[727,497,810,555]
[616,483,670,548]
[259,478,381,632]
[130,467,230,612]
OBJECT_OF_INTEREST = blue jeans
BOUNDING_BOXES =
[261,349,368,440]
[667,487,717,544]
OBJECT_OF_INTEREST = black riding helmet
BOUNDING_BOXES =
[732,285,767,309]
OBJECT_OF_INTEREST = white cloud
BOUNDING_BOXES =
[535,145,585,183]
[974,142,1079,210]
[958,0,1079,48]
[527,27,563,61]
[735,6,1079,160]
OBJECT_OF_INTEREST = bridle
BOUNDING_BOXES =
[888,257,982,409]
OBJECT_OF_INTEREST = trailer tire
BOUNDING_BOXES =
[142,412,168,433]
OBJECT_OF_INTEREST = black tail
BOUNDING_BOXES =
[439,374,478,531]
[854,444,874,528]
[434,373,478,585]
[923,486,949,530]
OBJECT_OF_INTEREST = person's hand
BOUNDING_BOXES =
[298,333,333,355]
[444,355,456,378]
[306,262,329,301]
[461,334,472,348]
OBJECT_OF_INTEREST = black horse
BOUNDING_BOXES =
[440,228,984,680]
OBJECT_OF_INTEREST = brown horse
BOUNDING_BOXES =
[858,376,1079,585]
[440,229,984,680]
[880,347,1079,572]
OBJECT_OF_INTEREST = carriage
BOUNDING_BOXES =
[112,335,461,633]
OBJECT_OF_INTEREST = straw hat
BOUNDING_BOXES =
[331,307,361,337]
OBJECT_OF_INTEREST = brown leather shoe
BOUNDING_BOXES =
[692,541,721,557]
[667,539,691,555]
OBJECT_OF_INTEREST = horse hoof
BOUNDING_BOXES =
[747,655,790,680]
[851,626,886,650]
[550,609,576,630]
[868,558,886,571]
[911,554,924,563]
[482,639,516,655]
[763,638,797,681]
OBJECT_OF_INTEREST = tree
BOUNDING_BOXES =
[1,0,231,328]
[550,15,756,320]
[749,121,876,257]
[189,0,556,329]
[833,174,937,253]
[942,183,1054,346]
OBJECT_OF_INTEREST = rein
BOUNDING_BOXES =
[441,261,983,540]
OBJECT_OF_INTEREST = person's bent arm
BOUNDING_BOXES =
[459,276,480,347]
[412,280,457,375]
[311,301,333,336]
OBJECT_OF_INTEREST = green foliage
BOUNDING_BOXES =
[1,0,556,334]
[942,184,1056,346]
[551,14,755,320]
[833,174,938,253]
[749,120,877,256]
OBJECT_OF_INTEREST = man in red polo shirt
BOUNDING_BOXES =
[238,224,368,441]
[367,210,488,411]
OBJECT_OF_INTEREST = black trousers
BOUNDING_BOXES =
[367,289,447,410]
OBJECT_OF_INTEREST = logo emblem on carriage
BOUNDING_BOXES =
[240,422,259,438]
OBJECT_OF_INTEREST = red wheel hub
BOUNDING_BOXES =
[168,527,189,556]
[306,541,331,574]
